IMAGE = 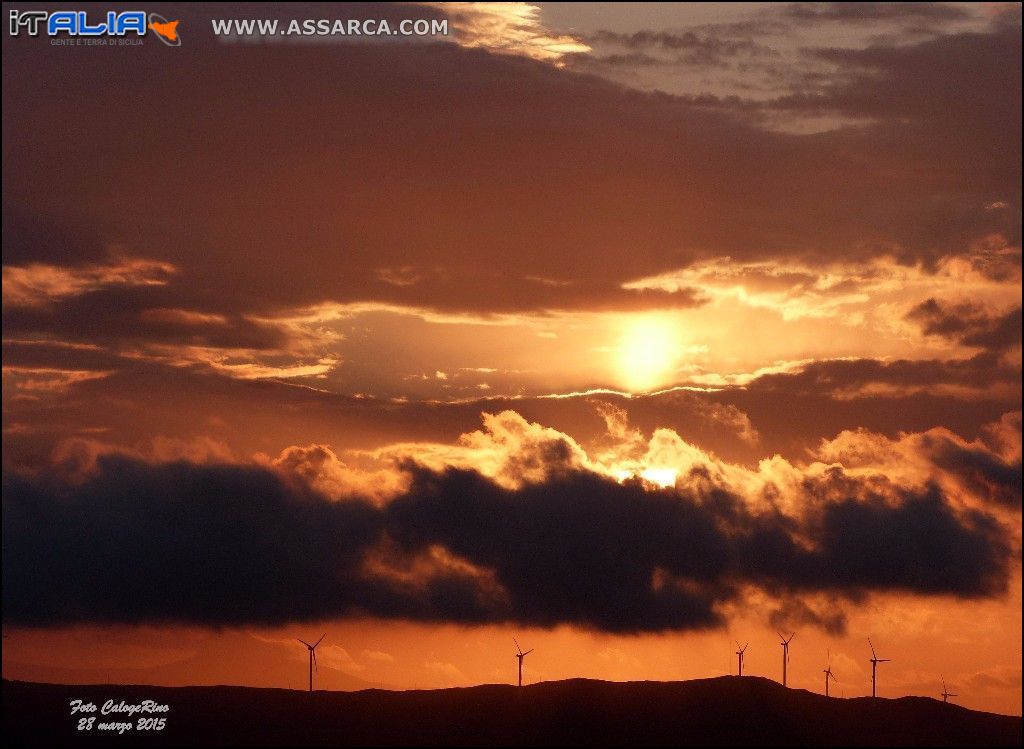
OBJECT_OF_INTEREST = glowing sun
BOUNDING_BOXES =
[617,315,682,393]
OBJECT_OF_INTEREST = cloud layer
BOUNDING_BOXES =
[2,4,1018,409]
[4,411,1017,631]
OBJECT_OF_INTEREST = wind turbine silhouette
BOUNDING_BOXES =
[297,634,326,693]
[778,631,795,687]
[735,642,748,676]
[823,649,837,697]
[514,638,533,687]
[941,676,958,703]
[868,638,890,698]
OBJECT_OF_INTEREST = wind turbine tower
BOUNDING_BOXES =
[514,638,533,687]
[778,632,795,687]
[735,642,748,676]
[823,649,837,697]
[298,634,326,693]
[868,638,891,698]
[941,676,958,703]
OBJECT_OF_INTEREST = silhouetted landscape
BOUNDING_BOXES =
[4,676,1020,746]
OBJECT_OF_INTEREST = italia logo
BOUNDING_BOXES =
[8,9,181,46]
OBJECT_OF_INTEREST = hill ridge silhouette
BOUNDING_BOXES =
[4,676,1020,746]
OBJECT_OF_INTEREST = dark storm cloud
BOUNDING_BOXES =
[907,299,992,337]
[783,3,971,24]
[1,454,1014,630]
[586,30,765,67]
[792,25,1021,135]
[2,6,1019,323]
[780,28,1021,253]
[3,286,289,352]
[907,299,1022,353]
[963,308,1023,353]
[2,457,380,627]
[924,432,1023,509]
[586,52,663,68]
[747,354,1020,395]
[789,477,1011,594]
[767,597,847,636]
[1,339,127,373]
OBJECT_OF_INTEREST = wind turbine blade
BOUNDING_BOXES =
[523,649,534,656]
[298,639,312,649]
[868,638,877,659]
[513,637,522,655]
[777,631,785,641]
[312,649,317,670]
[314,633,326,648]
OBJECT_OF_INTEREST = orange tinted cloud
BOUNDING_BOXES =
[2,258,176,309]
[432,2,590,62]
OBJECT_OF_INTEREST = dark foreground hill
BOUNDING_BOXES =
[3,676,1020,747]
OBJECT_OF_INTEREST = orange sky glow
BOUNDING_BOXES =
[2,1,1021,718]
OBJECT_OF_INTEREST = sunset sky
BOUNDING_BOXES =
[2,2,1021,716]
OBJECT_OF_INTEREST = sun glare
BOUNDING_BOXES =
[609,466,678,488]
[617,315,682,393]
[639,467,679,488]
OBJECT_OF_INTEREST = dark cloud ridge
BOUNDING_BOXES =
[906,299,1022,353]
[2,455,1014,631]
[784,2,972,24]
[3,14,1019,321]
